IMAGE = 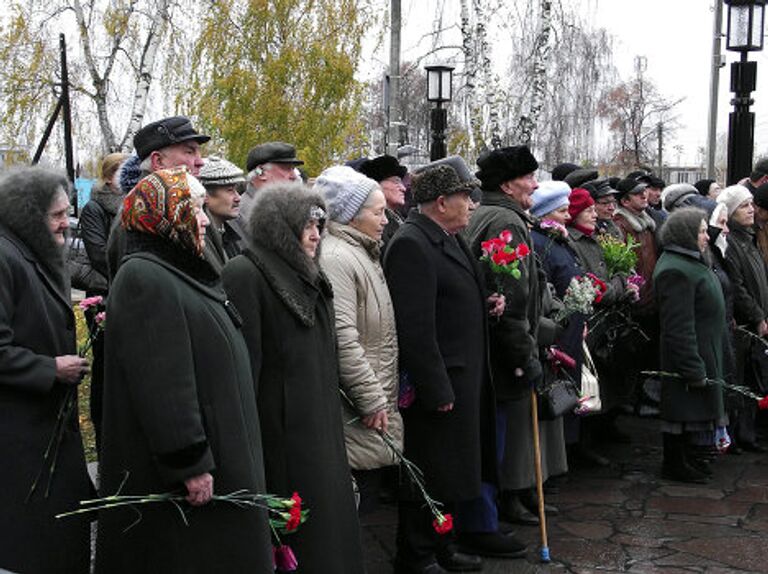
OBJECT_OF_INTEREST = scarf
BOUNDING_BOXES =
[122,167,204,257]
[614,206,656,233]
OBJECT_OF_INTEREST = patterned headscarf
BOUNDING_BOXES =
[122,167,205,256]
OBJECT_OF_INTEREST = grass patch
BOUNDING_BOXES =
[74,305,98,463]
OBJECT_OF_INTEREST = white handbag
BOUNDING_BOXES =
[575,342,602,415]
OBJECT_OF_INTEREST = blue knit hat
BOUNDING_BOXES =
[531,180,571,218]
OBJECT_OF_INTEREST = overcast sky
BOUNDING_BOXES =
[386,0,768,166]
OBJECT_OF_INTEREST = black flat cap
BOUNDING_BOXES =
[246,142,304,172]
[582,178,617,200]
[134,116,210,160]
[358,155,407,182]
[551,162,579,182]
[564,168,599,189]
[614,177,648,201]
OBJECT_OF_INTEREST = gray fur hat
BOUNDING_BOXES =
[659,207,707,252]
[411,164,475,204]
[199,156,245,189]
[314,165,379,224]
[0,166,70,281]
[662,183,698,212]
[413,155,481,202]
[249,183,327,277]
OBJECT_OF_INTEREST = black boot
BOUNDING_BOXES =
[661,433,709,484]
[684,443,713,477]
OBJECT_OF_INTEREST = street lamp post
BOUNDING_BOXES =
[724,0,765,185]
[425,65,454,161]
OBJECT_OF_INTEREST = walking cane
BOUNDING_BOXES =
[530,390,551,562]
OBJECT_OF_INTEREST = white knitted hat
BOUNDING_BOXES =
[198,155,246,188]
[717,184,752,221]
[314,165,379,224]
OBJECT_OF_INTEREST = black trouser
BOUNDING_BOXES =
[396,500,455,568]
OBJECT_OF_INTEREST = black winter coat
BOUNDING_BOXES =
[0,225,91,574]
[723,222,768,329]
[384,211,496,501]
[464,191,542,401]
[222,244,364,574]
[80,192,116,280]
[96,240,272,574]
[568,227,625,306]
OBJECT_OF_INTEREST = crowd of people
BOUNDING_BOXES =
[1,113,767,574]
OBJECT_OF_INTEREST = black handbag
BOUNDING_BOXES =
[537,378,580,420]
[537,346,580,420]
[67,221,108,292]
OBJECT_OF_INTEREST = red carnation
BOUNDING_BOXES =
[516,243,530,258]
[432,513,453,535]
[285,492,302,532]
[759,396,768,410]
[499,229,513,243]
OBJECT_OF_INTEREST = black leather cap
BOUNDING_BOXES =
[246,142,304,171]
[133,116,210,160]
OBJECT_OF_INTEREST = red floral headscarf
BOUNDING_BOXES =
[122,167,205,256]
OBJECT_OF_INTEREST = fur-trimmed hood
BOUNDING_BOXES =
[0,166,69,285]
[248,182,327,281]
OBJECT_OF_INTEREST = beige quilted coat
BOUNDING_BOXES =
[320,222,403,470]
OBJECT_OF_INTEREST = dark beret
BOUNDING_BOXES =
[246,142,303,172]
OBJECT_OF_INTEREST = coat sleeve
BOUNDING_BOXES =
[656,268,707,382]
[322,252,387,416]
[0,252,56,393]
[385,234,455,410]
[111,263,214,485]
[80,202,110,278]
[724,248,766,328]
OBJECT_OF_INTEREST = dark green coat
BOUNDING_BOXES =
[222,245,364,574]
[567,227,625,306]
[0,226,90,574]
[654,247,725,422]
[464,191,542,401]
[96,245,272,574]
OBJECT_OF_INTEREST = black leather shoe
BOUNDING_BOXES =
[437,551,483,572]
[520,490,559,516]
[499,495,539,525]
[457,531,527,558]
[661,462,710,485]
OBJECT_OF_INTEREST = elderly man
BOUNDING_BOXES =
[465,146,567,530]
[385,165,500,574]
[106,116,209,277]
[198,156,246,273]
[359,154,408,253]
[583,179,623,240]
[233,142,304,238]
[744,158,768,194]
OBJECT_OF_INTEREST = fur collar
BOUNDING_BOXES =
[90,183,124,216]
[243,243,332,328]
[614,207,656,233]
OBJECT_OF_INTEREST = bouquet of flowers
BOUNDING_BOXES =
[480,230,531,292]
[598,234,640,277]
[27,296,107,502]
[555,273,607,323]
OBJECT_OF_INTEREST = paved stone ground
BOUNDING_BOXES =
[361,415,768,574]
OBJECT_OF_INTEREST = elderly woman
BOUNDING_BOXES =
[718,185,768,453]
[96,168,272,573]
[654,208,725,483]
[222,184,364,573]
[0,167,91,573]
[315,166,403,514]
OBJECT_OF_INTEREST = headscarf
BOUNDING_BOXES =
[122,167,206,256]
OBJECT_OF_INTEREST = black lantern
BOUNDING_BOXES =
[725,0,765,51]
[724,0,766,184]
[425,65,454,161]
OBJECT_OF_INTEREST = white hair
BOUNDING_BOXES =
[186,174,207,202]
